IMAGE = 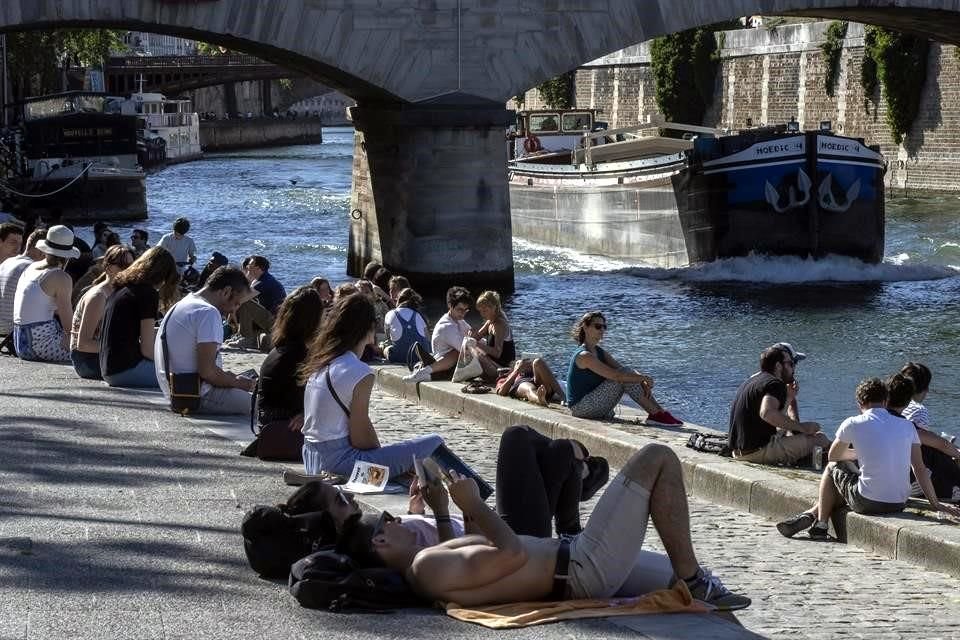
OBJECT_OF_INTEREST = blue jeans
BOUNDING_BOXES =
[303,434,444,479]
[104,358,159,389]
[71,350,102,380]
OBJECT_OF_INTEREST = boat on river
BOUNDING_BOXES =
[508,110,886,267]
[8,92,147,221]
[110,86,202,168]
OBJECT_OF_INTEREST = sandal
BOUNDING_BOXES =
[461,381,492,394]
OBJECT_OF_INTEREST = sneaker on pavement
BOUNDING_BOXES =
[686,568,751,611]
[224,334,258,350]
[402,366,431,384]
[807,522,830,540]
[646,410,683,427]
[776,512,815,538]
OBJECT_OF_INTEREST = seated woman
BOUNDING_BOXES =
[100,247,179,388]
[566,311,682,426]
[70,245,135,379]
[381,287,430,364]
[496,358,566,406]
[299,294,445,479]
[12,225,77,363]
[901,362,960,501]
[256,286,325,429]
[474,290,516,367]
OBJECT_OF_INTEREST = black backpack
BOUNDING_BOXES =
[241,506,334,579]
[686,432,732,457]
[289,549,429,612]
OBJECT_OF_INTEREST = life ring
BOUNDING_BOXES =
[523,133,543,153]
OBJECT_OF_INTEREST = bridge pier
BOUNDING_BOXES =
[347,100,515,294]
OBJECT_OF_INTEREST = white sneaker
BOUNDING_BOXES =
[402,366,431,383]
[910,481,924,498]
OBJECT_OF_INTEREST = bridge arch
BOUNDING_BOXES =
[4,1,960,104]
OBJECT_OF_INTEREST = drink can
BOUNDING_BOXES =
[813,446,824,471]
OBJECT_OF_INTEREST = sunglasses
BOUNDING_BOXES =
[333,486,351,507]
[592,323,607,330]
[371,510,395,542]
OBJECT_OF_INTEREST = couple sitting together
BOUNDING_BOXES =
[292,426,750,611]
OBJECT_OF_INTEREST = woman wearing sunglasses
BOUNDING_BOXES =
[566,311,682,426]
[298,294,445,479]
[69,245,135,379]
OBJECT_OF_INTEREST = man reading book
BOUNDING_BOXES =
[343,444,751,610]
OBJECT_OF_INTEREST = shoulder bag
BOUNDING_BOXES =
[245,378,304,462]
[160,302,202,415]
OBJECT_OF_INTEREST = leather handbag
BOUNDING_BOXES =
[161,303,202,415]
[247,379,304,462]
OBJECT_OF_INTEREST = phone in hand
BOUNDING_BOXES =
[238,368,259,379]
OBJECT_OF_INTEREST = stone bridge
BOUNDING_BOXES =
[5,0,960,290]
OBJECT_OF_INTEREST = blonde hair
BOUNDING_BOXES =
[476,290,503,315]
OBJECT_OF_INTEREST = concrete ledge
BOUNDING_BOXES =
[373,364,960,580]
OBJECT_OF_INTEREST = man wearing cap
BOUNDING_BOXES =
[12,225,78,362]
[727,343,830,467]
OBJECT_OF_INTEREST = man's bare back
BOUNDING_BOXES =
[409,535,559,606]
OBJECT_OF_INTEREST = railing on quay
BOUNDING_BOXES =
[106,55,276,69]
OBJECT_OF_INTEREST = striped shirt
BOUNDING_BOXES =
[0,255,34,335]
[902,400,930,430]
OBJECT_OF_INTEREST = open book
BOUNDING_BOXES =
[414,444,494,501]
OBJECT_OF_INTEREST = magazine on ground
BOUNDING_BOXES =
[341,460,406,494]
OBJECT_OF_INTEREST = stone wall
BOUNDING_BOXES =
[520,22,960,191]
[199,119,323,151]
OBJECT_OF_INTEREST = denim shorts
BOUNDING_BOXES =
[302,434,443,479]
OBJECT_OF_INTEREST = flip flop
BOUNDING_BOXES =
[461,381,491,394]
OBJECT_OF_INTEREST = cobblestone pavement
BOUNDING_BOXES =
[368,383,960,640]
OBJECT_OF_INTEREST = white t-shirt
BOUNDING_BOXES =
[0,255,34,334]
[835,407,920,503]
[157,233,198,267]
[301,351,372,444]
[384,307,428,342]
[432,312,470,358]
[155,293,224,398]
[902,400,930,430]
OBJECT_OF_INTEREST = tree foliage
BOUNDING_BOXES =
[860,26,929,145]
[536,71,574,110]
[820,21,848,97]
[6,29,126,99]
[650,28,719,126]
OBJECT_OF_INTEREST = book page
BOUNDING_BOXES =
[341,460,390,494]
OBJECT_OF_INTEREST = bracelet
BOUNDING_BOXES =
[434,514,452,523]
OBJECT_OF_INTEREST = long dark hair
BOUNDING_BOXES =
[272,286,324,348]
[298,294,376,384]
[113,246,179,307]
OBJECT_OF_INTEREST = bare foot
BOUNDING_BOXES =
[535,384,549,406]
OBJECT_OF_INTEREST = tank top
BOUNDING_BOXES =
[487,320,516,367]
[566,345,610,407]
[13,265,60,326]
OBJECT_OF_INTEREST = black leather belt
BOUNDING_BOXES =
[550,536,572,600]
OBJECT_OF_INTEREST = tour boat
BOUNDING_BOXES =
[110,84,202,166]
[508,110,886,267]
[11,92,148,221]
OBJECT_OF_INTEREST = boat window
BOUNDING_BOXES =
[561,113,592,132]
[529,113,560,133]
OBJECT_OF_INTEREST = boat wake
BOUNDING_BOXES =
[624,253,960,284]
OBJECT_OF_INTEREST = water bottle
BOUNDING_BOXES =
[813,446,824,471]
[941,431,957,444]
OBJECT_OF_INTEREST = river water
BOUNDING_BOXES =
[99,126,960,437]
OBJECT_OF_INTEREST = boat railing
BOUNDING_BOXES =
[575,122,720,167]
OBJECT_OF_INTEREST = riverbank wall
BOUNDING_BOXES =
[520,22,960,192]
[199,118,323,151]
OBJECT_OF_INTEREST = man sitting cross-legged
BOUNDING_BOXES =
[777,376,960,540]
[341,443,751,611]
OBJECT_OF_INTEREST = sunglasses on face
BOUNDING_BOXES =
[333,486,351,507]
[592,323,607,330]
[371,510,395,541]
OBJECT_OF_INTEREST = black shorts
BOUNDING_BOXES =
[830,462,905,515]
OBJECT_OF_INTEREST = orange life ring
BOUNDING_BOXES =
[523,133,543,153]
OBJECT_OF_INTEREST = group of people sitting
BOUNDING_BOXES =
[727,343,960,537]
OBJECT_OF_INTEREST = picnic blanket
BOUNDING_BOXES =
[445,581,712,628]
